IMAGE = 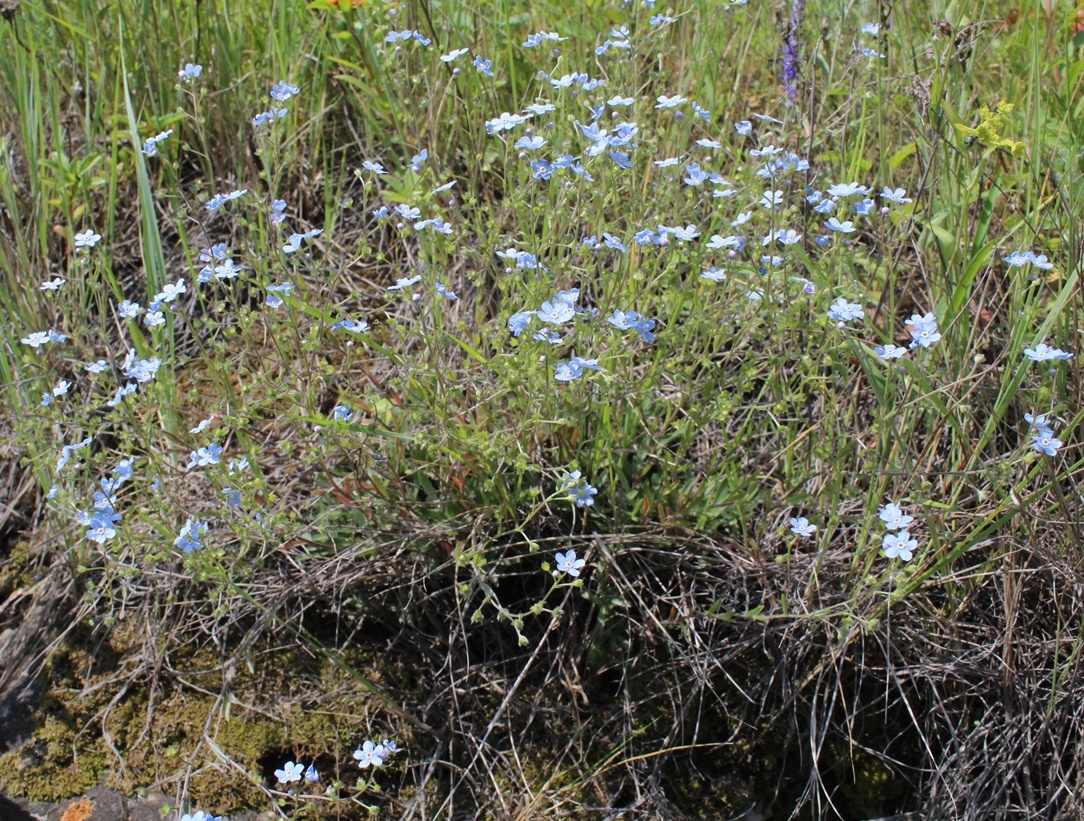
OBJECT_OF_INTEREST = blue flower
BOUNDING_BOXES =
[1024,342,1072,362]
[827,297,863,323]
[352,740,387,769]
[188,443,223,469]
[508,311,534,337]
[252,108,288,128]
[558,471,598,507]
[554,549,586,577]
[473,55,494,76]
[274,761,304,784]
[270,199,288,225]
[205,189,248,211]
[789,517,817,538]
[608,309,656,342]
[74,229,102,249]
[874,344,908,361]
[178,63,203,82]
[734,120,753,135]
[554,361,583,382]
[1031,429,1063,457]
[880,187,912,204]
[175,519,208,553]
[530,159,553,180]
[907,312,941,349]
[141,129,173,157]
[486,112,529,134]
[683,164,710,186]
[602,232,627,252]
[387,275,422,291]
[827,182,868,198]
[362,160,387,175]
[882,531,917,561]
[536,301,575,325]
[515,135,547,151]
[655,94,687,109]
[436,282,458,300]
[440,48,470,62]
[332,405,352,421]
[304,764,320,783]
[878,503,913,531]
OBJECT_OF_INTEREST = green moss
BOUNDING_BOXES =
[0,714,106,801]
[0,540,33,601]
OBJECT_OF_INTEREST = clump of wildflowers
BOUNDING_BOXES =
[558,471,598,507]
[878,503,919,563]
[353,738,400,768]
[1026,413,1064,457]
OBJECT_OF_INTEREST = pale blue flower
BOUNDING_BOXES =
[878,503,913,531]
[175,518,208,553]
[874,344,908,361]
[508,311,533,337]
[536,300,575,325]
[74,229,101,249]
[473,55,494,76]
[188,443,223,469]
[387,275,422,291]
[880,187,911,204]
[515,135,547,150]
[827,297,863,323]
[1031,429,1063,457]
[353,740,387,768]
[436,282,458,300]
[1024,342,1072,362]
[555,549,586,577]
[789,517,816,538]
[558,471,597,508]
[654,94,687,109]
[155,278,186,304]
[178,63,203,82]
[908,312,941,349]
[735,120,753,135]
[275,760,304,784]
[252,108,288,128]
[827,182,868,198]
[826,217,855,233]
[882,530,917,561]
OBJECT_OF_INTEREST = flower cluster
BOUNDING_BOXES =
[274,759,320,785]
[878,502,918,562]
[558,471,598,508]
[1026,413,1063,457]
[353,738,401,768]
[76,458,134,545]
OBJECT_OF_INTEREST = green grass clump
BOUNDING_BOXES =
[0,0,1083,818]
